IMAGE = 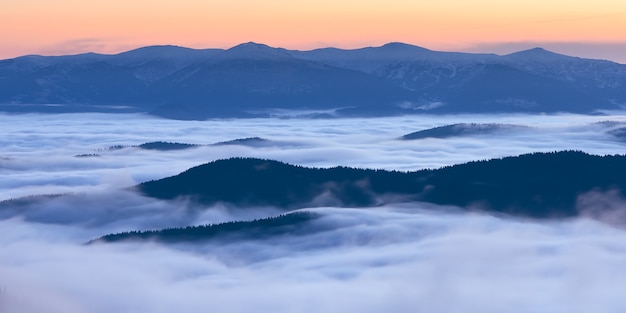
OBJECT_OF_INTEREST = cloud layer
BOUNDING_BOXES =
[2,112,626,200]
[3,112,626,312]
[3,205,626,313]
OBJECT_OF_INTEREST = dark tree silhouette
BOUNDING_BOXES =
[138,151,626,218]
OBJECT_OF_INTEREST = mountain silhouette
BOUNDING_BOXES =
[138,141,199,151]
[93,151,626,245]
[91,211,321,244]
[400,123,529,140]
[138,151,626,218]
[2,42,625,118]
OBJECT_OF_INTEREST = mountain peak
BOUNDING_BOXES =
[525,47,549,52]
[334,42,435,61]
[380,42,429,51]
[109,45,222,68]
[116,45,201,57]
[229,41,272,50]
[222,42,293,60]
[504,47,573,62]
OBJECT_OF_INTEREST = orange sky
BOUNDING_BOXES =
[2,0,626,62]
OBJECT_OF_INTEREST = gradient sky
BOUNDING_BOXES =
[2,0,626,62]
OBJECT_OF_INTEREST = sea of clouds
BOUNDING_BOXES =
[2,112,626,312]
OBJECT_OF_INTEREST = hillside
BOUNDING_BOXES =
[92,211,321,244]
[400,123,528,140]
[138,151,626,218]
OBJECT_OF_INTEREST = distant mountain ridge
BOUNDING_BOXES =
[400,123,529,140]
[2,42,625,119]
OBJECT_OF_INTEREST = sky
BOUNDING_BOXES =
[2,0,626,63]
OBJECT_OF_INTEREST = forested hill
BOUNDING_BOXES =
[93,211,321,244]
[139,157,416,208]
[138,151,626,218]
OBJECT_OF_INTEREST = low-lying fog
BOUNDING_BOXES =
[2,112,626,312]
[3,205,626,312]
[2,112,626,199]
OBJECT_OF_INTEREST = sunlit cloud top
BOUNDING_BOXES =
[2,0,626,62]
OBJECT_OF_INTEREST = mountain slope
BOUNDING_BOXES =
[150,43,417,119]
[92,211,321,244]
[296,44,626,112]
[86,151,626,245]
[400,123,529,140]
[0,46,219,112]
[2,42,626,117]
[138,151,626,218]
[138,157,417,208]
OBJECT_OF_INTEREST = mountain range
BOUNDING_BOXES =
[2,42,625,119]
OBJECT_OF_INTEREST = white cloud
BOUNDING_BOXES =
[2,206,626,312]
[2,112,626,200]
[3,112,626,312]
